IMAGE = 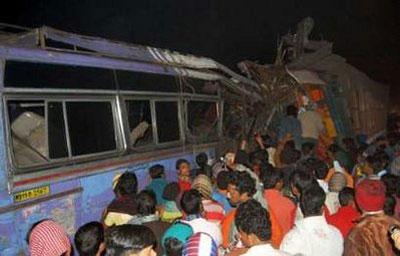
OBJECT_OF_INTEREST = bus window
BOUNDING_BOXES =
[7,100,69,168]
[66,101,117,156]
[155,101,180,143]
[125,100,154,147]
[187,101,218,143]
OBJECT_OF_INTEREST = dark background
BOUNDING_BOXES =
[2,0,400,109]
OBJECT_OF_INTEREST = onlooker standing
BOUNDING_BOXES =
[344,179,400,255]
[212,171,233,213]
[74,221,105,256]
[280,184,343,256]
[298,103,325,145]
[326,187,360,238]
[176,159,192,192]
[145,164,168,205]
[278,105,302,149]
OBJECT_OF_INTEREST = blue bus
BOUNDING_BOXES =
[0,24,255,255]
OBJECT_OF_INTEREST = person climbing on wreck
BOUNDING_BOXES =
[277,105,302,150]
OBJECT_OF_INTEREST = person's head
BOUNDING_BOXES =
[196,153,208,168]
[309,158,329,180]
[180,189,202,215]
[235,199,271,247]
[261,170,284,191]
[381,174,399,196]
[249,150,268,175]
[105,225,156,256]
[384,195,396,216]
[343,137,356,150]
[281,148,299,165]
[136,190,157,216]
[148,164,165,179]
[182,233,218,256]
[162,182,181,201]
[328,172,347,193]
[355,179,386,213]
[113,172,138,197]
[216,171,231,193]
[28,220,71,256]
[75,221,104,256]
[300,184,326,217]
[286,105,298,118]
[290,170,316,198]
[227,171,256,206]
[162,222,193,256]
[301,142,315,157]
[176,159,191,177]
[191,174,213,200]
[339,187,356,208]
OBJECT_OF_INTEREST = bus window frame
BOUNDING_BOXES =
[3,93,124,174]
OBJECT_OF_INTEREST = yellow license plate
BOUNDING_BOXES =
[14,185,50,202]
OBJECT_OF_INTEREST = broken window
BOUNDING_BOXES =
[187,101,218,143]
[125,100,154,147]
[155,101,181,143]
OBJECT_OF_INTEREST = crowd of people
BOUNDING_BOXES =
[25,106,400,256]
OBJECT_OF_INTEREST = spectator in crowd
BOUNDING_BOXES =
[280,184,343,256]
[105,224,156,256]
[231,199,291,256]
[212,171,233,213]
[145,164,167,205]
[298,103,325,147]
[191,174,225,225]
[326,187,360,238]
[384,195,396,217]
[74,221,105,256]
[180,189,222,245]
[162,222,193,256]
[222,171,283,249]
[325,160,354,188]
[310,158,329,193]
[193,152,212,178]
[128,190,170,255]
[262,169,296,236]
[300,142,315,162]
[176,159,192,192]
[325,171,347,214]
[103,172,138,227]
[182,232,218,256]
[277,105,302,149]
[28,219,72,256]
[344,179,400,255]
[160,182,183,223]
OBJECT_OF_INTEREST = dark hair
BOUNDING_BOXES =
[338,187,355,207]
[300,184,326,217]
[180,189,202,215]
[137,190,157,215]
[281,148,299,165]
[290,170,317,194]
[249,150,268,166]
[235,199,271,241]
[286,105,298,117]
[114,172,138,196]
[328,144,342,154]
[301,142,315,156]
[261,170,283,190]
[105,224,156,256]
[164,237,183,256]
[229,171,257,197]
[196,153,208,167]
[75,221,104,256]
[149,164,165,179]
[176,159,190,170]
[162,182,181,201]
[310,158,329,180]
[216,171,231,190]
[381,174,399,196]
[384,195,396,216]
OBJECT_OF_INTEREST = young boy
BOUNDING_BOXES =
[145,164,167,205]
[74,221,104,256]
[176,159,192,192]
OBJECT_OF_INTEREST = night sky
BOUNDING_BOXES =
[2,0,400,106]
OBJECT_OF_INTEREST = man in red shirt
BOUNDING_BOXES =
[262,169,296,236]
[326,187,360,237]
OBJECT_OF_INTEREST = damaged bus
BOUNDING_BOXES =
[0,24,256,255]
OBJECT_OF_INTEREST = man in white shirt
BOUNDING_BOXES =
[180,189,222,245]
[227,199,291,256]
[298,104,325,143]
[280,183,343,256]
